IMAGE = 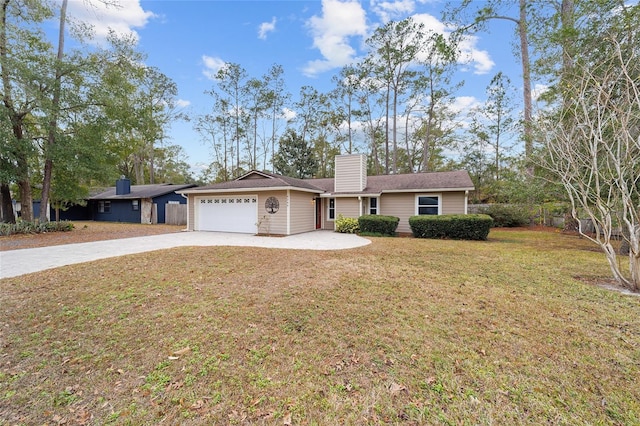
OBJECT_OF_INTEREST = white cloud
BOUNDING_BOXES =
[532,83,549,101]
[457,34,494,75]
[303,0,368,77]
[412,12,447,33]
[411,13,494,75]
[370,0,415,23]
[451,96,480,114]
[64,0,156,43]
[176,99,191,108]
[281,107,297,122]
[201,55,227,80]
[258,17,277,40]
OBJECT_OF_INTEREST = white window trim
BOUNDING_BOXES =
[415,193,442,215]
[327,198,336,221]
[369,196,379,215]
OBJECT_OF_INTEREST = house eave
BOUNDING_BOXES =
[179,186,323,195]
[380,187,475,194]
[317,187,474,198]
[319,192,381,198]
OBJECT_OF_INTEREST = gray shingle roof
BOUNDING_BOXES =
[181,170,473,195]
[89,183,196,200]
[308,170,475,194]
[186,171,324,193]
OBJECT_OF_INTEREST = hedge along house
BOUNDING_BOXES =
[179,154,474,235]
[89,177,196,224]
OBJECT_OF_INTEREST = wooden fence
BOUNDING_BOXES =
[165,203,187,226]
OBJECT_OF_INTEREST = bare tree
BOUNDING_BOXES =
[539,37,640,291]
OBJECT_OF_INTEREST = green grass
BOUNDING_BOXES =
[1,229,639,425]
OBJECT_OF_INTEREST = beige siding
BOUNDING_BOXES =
[335,154,366,192]
[187,195,195,230]
[379,193,415,233]
[336,197,361,219]
[289,191,316,234]
[255,191,288,235]
[442,192,467,214]
[380,191,468,234]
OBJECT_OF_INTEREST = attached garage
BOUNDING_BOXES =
[179,161,473,236]
[195,195,258,233]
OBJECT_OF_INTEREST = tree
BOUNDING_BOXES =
[539,27,640,291]
[273,129,317,179]
[136,66,181,184]
[207,63,249,177]
[293,86,336,177]
[0,0,54,221]
[468,72,516,182]
[0,105,15,221]
[349,63,387,175]
[38,0,67,221]
[445,0,534,174]
[262,64,290,172]
[414,31,461,172]
[365,17,424,174]
[330,65,359,154]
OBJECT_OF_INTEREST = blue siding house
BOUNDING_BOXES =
[33,201,93,221]
[89,178,195,224]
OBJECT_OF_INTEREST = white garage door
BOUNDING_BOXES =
[196,196,258,233]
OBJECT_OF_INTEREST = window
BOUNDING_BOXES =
[417,195,439,215]
[369,197,378,215]
[328,198,335,220]
[98,200,111,213]
[132,200,139,211]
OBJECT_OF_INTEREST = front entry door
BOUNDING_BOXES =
[315,198,322,229]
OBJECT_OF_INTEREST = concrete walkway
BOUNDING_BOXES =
[0,231,371,279]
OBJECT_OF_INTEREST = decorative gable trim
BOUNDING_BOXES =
[236,170,273,181]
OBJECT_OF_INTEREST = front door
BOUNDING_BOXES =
[315,198,322,229]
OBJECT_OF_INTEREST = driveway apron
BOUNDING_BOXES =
[0,231,370,279]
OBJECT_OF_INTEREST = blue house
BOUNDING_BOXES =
[89,178,195,224]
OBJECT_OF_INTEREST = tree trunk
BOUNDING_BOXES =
[518,0,533,177]
[2,0,32,221]
[40,0,67,222]
[17,176,32,221]
[0,182,15,223]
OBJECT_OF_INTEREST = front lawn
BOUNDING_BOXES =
[1,230,638,425]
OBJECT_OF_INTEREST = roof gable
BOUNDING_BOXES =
[90,183,196,200]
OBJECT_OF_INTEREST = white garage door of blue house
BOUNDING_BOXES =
[196,196,258,233]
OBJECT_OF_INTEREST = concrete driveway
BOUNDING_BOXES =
[0,231,371,279]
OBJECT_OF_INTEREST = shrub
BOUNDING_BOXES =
[358,215,399,236]
[478,204,531,227]
[334,214,359,234]
[409,214,493,241]
[0,220,74,236]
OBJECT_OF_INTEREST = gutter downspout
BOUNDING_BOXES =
[464,190,469,215]
[287,189,291,235]
[180,193,189,231]
[286,189,291,235]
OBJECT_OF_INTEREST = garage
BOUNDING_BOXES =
[196,195,258,233]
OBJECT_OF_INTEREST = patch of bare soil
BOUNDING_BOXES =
[574,275,640,297]
[0,221,183,251]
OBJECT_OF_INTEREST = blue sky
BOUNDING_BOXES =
[59,0,529,173]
